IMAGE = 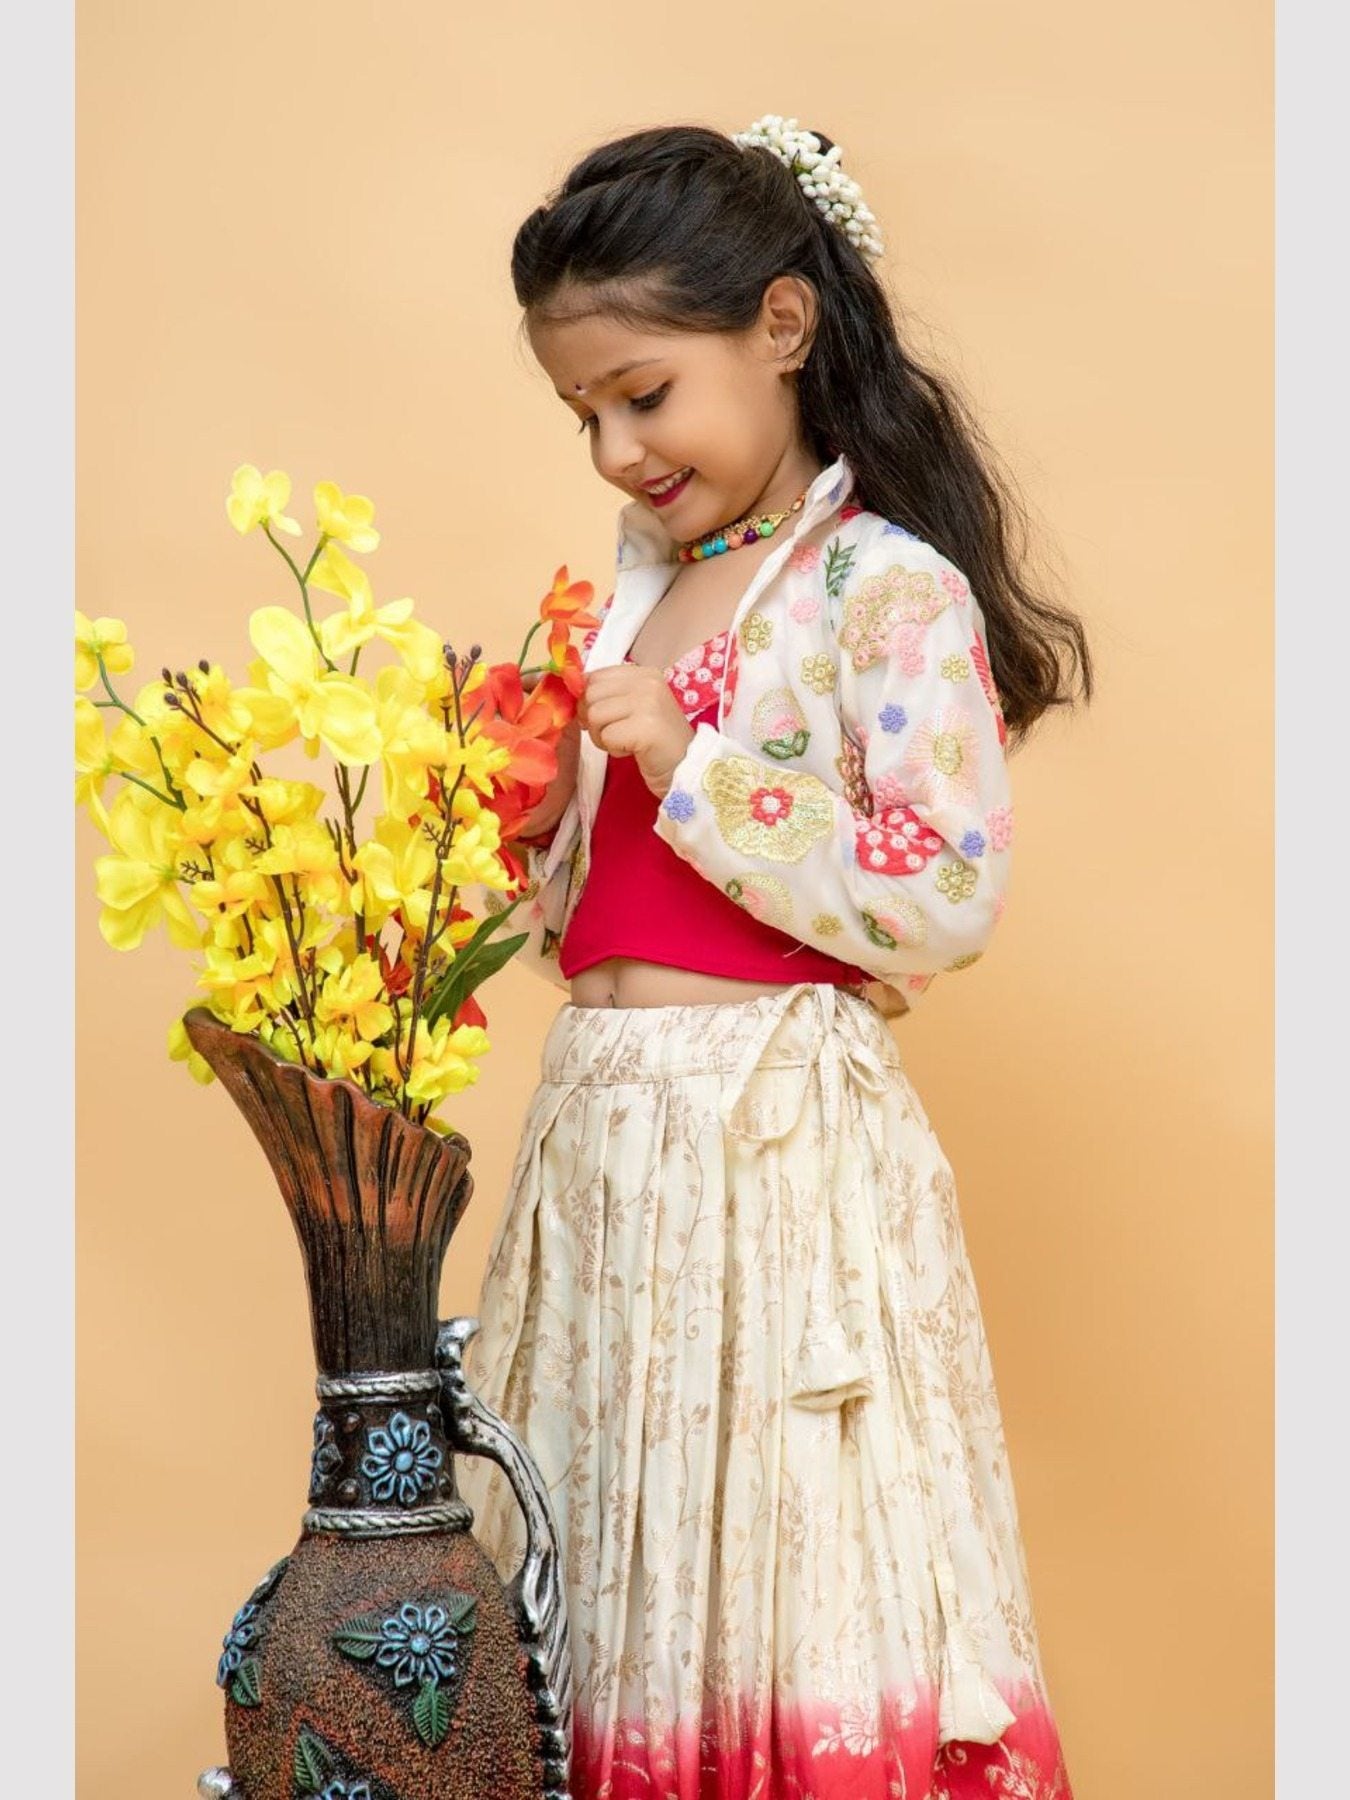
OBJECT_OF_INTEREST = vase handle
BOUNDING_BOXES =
[435,1317,572,1799]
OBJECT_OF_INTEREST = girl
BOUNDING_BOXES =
[458,116,1092,1800]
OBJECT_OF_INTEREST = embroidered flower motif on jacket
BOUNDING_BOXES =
[752,687,810,760]
[800,652,838,695]
[725,871,794,929]
[740,610,774,654]
[855,805,946,877]
[902,705,983,810]
[840,564,952,672]
[704,758,836,862]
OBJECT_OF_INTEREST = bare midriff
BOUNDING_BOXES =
[568,958,804,1010]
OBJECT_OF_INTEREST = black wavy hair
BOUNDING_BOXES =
[511,124,1093,745]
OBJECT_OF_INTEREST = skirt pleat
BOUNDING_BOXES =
[457,983,1073,1799]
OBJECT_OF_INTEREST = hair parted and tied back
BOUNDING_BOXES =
[512,123,1093,741]
[731,114,885,262]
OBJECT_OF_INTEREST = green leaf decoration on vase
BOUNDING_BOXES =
[230,1657,262,1708]
[414,1678,453,1749]
[293,1728,335,1793]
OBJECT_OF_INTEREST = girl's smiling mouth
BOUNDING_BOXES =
[643,467,693,506]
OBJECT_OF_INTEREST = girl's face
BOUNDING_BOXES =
[526,277,822,544]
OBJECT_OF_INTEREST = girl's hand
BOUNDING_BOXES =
[579,664,695,799]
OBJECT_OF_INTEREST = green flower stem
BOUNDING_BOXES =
[262,524,335,670]
[120,770,184,810]
[516,619,544,667]
[96,651,185,805]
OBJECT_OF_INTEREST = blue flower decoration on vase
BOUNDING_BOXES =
[215,1601,258,1688]
[376,1601,466,1688]
[360,1410,443,1506]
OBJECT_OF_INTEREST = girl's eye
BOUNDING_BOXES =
[575,384,670,434]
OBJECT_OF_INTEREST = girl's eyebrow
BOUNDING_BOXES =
[558,358,662,398]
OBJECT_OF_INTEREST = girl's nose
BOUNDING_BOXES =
[591,417,644,486]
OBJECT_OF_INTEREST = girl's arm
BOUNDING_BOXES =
[651,525,1013,990]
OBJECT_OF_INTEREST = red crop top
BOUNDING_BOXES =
[558,630,871,990]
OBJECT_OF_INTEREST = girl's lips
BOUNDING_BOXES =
[646,468,693,508]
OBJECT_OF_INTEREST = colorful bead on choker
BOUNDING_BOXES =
[677,488,808,563]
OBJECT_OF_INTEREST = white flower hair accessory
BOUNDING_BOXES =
[731,113,885,262]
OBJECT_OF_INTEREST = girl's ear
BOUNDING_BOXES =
[759,273,818,369]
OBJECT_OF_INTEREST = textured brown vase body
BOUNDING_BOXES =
[184,1010,571,1800]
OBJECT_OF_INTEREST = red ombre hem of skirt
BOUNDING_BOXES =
[572,1677,1073,1799]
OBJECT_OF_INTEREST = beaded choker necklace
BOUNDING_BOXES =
[677,487,808,563]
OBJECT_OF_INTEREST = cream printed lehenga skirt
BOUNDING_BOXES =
[457,983,1073,1799]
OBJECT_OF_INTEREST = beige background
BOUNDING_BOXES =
[76,3,1272,1794]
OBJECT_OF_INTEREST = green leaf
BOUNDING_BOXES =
[331,1612,386,1661]
[413,1677,452,1748]
[230,1657,262,1707]
[444,1591,478,1634]
[823,538,857,599]
[762,731,810,761]
[293,1730,333,1792]
[421,892,528,1027]
[423,932,528,1030]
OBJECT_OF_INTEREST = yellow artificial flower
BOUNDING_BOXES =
[196,931,297,1031]
[94,788,203,951]
[440,809,512,892]
[190,836,270,921]
[444,728,512,798]
[252,820,350,915]
[226,465,301,537]
[167,1015,216,1086]
[352,816,439,934]
[314,481,380,553]
[245,775,325,828]
[249,605,382,765]
[183,742,257,805]
[75,612,134,692]
[373,1018,490,1107]
[312,543,443,683]
[74,697,119,831]
[314,953,394,1044]
[306,1020,376,1081]
[371,665,452,819]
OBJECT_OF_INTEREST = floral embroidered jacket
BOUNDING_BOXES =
[488,453,1014,1018]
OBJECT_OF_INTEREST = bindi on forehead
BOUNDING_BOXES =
[561,357,664,399]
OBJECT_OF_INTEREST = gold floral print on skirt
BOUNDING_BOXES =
[457,983,1074,1799]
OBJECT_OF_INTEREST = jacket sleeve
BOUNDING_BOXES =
[651,525,1014,986]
